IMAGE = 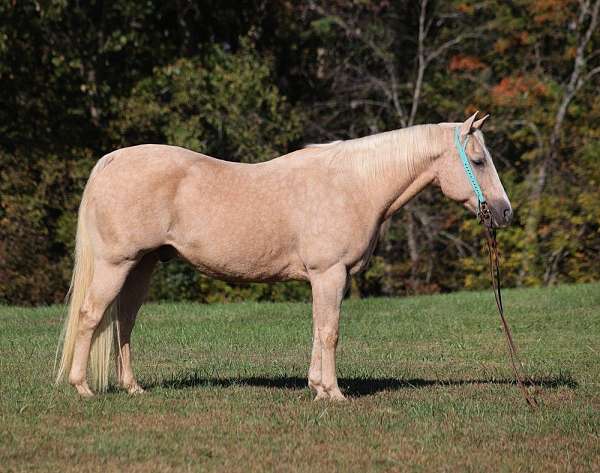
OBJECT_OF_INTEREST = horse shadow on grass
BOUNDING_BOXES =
[147,371,577,396]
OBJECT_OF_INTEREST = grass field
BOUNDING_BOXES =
[1,283,599,472]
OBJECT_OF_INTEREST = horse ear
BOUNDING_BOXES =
[460,111,479,137]
[472,114,490,130]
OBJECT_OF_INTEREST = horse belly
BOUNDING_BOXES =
[170,198,306,282]
[174,233,306,282]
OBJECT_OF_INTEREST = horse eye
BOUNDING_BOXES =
[471,158,485,167]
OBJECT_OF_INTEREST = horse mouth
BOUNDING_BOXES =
[463,201,508,228]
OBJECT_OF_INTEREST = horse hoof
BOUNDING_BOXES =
[74,383,94,398]
[127,384,145,395]
[314,391,330,401]
[325,388,346,401]
[328,391,347,402]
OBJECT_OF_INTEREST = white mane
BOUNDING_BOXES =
[305,124,444,181]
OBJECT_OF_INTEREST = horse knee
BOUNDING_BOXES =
[319,328,338,350]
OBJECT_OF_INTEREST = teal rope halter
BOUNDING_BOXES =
[454,126,492,226]
[454,126,486,205]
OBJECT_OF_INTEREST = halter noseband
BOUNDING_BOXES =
[454,127,493,227]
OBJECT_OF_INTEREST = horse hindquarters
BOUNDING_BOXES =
[55,187,138,395]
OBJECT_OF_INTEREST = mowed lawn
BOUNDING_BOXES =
[1,283,599,472]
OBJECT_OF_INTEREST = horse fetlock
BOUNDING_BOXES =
[68,370,84,386]
[69,378,94,397]
[314,385,346,401]
[308,376,326,396]
[119,374,144,394]
[320,380,346,401]
[314,391,330,401]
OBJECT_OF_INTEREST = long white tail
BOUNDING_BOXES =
[55,161,119,393]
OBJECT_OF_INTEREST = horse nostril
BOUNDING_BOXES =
[503,208,513,223]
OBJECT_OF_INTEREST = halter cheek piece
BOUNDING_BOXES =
[453,127,493,227]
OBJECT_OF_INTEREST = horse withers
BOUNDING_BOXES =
[56,112,511,400]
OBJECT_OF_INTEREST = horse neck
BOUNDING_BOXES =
[331,124,445,220]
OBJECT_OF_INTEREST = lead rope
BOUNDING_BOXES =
[479,203,539,409]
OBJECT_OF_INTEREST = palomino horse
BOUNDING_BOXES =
[56,112,512,400]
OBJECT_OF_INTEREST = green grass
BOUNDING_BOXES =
[1,283,599,472]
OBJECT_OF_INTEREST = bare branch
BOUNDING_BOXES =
[388,67,408,127]
[408,2,486,126]
[579,0,599,50]
[575,0,591,30]
[549,0,600,150]
[408,0,428,126]
[578,65,600,89]
[424,30,484,66]
[312,4,408,126]
[311,4,392,63]
[438,231,477,258]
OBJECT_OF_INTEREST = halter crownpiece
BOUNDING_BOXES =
[453,126,493,227]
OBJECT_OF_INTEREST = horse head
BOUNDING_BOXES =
[433,112,512,228]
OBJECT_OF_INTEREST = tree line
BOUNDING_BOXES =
[1,0,599,305]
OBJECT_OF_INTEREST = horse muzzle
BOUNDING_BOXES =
[481,200,513,228]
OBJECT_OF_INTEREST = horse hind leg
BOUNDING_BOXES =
[68,259,134,396]
[115,252,158,394]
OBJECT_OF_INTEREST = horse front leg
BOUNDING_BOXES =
[309,264,348,401]
[308,324,327,399]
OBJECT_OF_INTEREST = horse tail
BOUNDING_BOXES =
[55,154,119,392]
[88,300,119,393]
[54,190,95,386]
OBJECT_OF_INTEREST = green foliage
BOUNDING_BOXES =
[148,259,311,304]
[113,40,302,161]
